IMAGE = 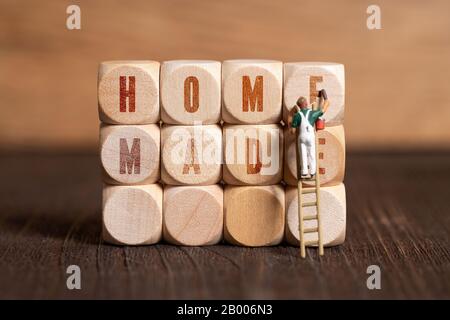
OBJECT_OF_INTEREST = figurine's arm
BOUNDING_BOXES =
[321,99,330,113]
[311,109,324,124]
[288,106,300,134]
[318,89,329,113]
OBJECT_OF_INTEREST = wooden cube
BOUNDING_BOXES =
[284,125,345,187]
[223,124,283,185]
[161,124,222,185]
[222,60,282,124]
[283,62,345,126]
[163,185,223,246]
[100,124,160,185]
[98,60,160,124]
[224,185,285,246]
[103,184,163,245]
[161,60,221,124]
[285,183,346,246]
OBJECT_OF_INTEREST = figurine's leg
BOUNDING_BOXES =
[308,141,316,175]
[300,143,308,176]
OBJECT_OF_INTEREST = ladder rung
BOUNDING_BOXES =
[303,215,317,221]
[302,201,317,207]
[304,240,318,246]
[304,227,318,233]
[301,188,316,194]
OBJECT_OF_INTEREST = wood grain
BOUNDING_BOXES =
[0,151,449,299]
[103,184,163,245]
[224,185,285,246]
[161,60,221,125]
[163,185,223,246]
[285,184,346,246]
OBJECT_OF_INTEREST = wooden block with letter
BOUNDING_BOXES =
[224,185,285,247]
[285,183,346,246]
[163,185,223,246]
[283,62,345,126]
[98,60,160,124]
[103,184,163,245]
[223,124,283,185]
[161,60,221,124]
[222,59,282,124]
[284,125,345,187]
[100,124,160,185]
[161,124,222,185]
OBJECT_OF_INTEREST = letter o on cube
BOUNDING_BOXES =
[160,60,221,125]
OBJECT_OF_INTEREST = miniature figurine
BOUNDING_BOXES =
[290,89,329,179]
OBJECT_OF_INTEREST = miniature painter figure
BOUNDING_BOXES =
[289,89,329,258]
[290,89,329,178]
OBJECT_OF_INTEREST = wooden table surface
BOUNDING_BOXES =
[0,151,449,299]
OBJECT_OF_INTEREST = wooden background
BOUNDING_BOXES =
[1,0,450,150]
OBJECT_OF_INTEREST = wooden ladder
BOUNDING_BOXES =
[296,125,324,258]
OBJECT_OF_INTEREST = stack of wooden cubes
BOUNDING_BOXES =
[222,60,285,246]
[283,63,346,247]
[98,60,346,248]
[160,61,223,246]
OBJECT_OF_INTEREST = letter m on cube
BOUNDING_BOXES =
[120,138,140,174]
[242,75,263,112]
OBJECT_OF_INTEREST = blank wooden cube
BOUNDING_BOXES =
[100,124,160,185]
[222,60,282,124]
[283,62,345,126]
[161,60,221,124]
[223,124,283,185]
[285,183,346,246]
[103,184,163,245]
[163,185,223,246]
[224,185,285,246]
[161,124,222,185]
[284,125,345,187]
[98,60,160,124]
